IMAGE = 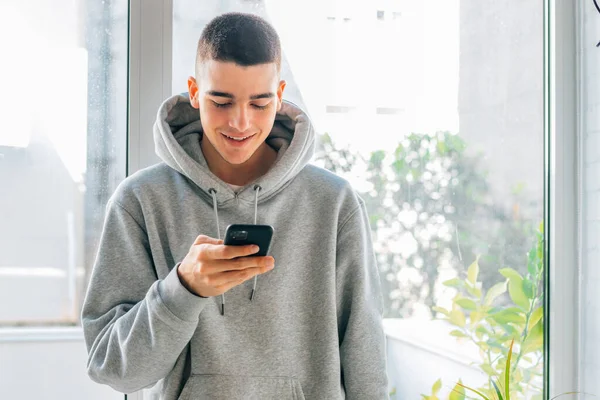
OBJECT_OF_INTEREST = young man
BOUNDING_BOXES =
[82,12,389,400]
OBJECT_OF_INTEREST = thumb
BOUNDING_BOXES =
[193,235,223,246]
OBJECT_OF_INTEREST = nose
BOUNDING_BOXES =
[229,105,251,133]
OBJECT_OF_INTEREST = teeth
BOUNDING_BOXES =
[225,134,249,141]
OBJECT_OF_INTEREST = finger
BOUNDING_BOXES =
[214,277,246,292]
[205,256,274,274]
[212,265,274,287]
[200,243,261,260]
[193,235,222,246]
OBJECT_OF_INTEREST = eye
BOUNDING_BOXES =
[212,101,232,108]
[251,103,269,110]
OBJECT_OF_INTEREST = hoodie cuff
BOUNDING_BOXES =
[156,262,210,322]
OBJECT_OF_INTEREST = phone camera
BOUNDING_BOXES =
[232,231,248,240]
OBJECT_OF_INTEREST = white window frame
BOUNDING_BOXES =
[126,0,173,398]
[128,0,173,176]
[547,0,580,397]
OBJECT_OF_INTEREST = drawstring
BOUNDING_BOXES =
[208,185,262,316]
[250,185,261,301]
[208,188,225,316]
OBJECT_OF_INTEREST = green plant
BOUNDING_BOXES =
[315,132,536,319]
[426,340,594,400]
[422,378,466,400]
[427,223,545,399]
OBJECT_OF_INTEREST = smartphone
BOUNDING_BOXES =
[223,224,274,257]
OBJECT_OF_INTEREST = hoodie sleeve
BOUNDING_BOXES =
[81,198,210,394]
[336,199,390,400]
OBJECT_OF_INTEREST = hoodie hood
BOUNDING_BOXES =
[154,92,315,206]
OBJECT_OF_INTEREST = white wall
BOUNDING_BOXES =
[384,319,487,399]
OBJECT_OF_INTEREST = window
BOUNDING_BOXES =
[579,0,600,394]
[0,0,128,326]
[172,1,545,398]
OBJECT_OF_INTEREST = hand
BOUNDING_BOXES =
[177,235,275,298]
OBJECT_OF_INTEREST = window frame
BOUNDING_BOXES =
[125,0,173,398]
[546,0,580,397]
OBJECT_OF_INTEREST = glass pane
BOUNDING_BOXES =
[0,0,128,326]
[172,1,544,398]
[580,0,600,395]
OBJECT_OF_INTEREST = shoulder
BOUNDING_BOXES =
[296,164,366,219]
[108,162,182,213]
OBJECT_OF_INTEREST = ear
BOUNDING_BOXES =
[187,76,200,109]
[276,80,287,112]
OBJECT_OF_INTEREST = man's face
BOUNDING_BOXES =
[188,60,286,166]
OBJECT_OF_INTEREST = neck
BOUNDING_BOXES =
[201,138,278,186]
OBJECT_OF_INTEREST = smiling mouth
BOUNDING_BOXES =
[221,132,256,142]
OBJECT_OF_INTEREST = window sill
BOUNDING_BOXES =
[0,326,84,343]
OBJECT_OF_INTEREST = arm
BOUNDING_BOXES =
[336,200,390,400]
[81,199,210,393]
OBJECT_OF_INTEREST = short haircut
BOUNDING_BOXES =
[195,12,282,76]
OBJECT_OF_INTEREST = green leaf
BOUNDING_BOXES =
[475,325,489,334]
[528,307,544,331]
[466,284,482,299]
[536,243,544,273]
[488,309,525,325]
[455,298,477,311]
[432,306,450,317]
[467,257,480,285]
[450,309,467,328]
[432,378,442,395]
[457,383,491,400]
[484,281,507,306]
[499,268,523,281]
[436,140,447,155]
[450,329,469,338]
[505,340,515,400]
[491,379,504,400]
[508,275,531,310]
[498,323,521,339]
[481,363,496,376]
[522,278,535,299]
[488,306,523,315]
[449,382,466,400]
[470,310,485,324]
[522,319,544,354]
[527,250,538,276]
[443,278,463,288]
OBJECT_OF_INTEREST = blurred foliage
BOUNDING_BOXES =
[315,132,539,318]
[423,224,544,400]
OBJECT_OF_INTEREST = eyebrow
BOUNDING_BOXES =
[206,90,275,100]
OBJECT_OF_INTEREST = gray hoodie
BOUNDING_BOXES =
[81,93,389,399]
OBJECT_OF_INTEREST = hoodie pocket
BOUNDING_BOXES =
[178,374,306,400]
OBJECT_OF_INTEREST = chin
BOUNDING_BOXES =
[221,150,254,166]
